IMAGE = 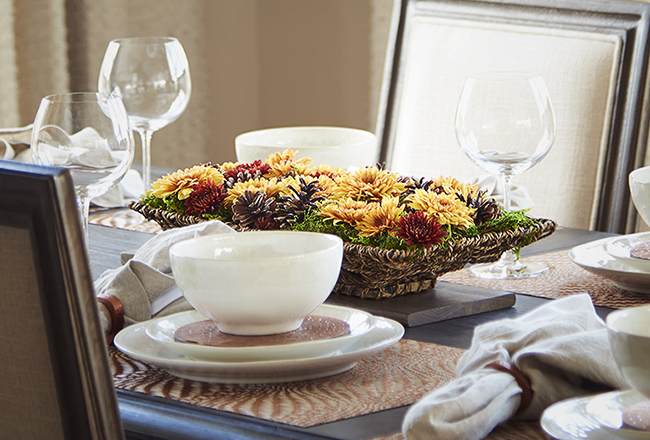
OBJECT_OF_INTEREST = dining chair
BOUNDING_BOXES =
[376,0,650,233]
[0,160,125,439]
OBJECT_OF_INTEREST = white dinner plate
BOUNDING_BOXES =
[541,394,616,440]
[114,314,404,384]
[604,233,650,273]
[569,237,650,294]
[585,390,650,439]
[145,304,374,362]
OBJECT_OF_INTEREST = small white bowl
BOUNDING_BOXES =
[235,126,378,169]
[630,166,650,227]
[169,231,343,336]
[606,305,650,399]
[604,233,650,273]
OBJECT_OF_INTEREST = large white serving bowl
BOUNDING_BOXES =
[169,231,343,336]
[630,165,650,227]
[235,126,378,169]
[606,304,650,399]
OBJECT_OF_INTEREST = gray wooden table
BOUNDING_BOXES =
[88,223,612,440]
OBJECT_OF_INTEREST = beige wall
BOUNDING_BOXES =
[54,0,393,169]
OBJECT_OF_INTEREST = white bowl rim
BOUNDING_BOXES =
[235,126,376,149]
[169,230,343,262]
[606,304,650,337]
[630,165,650,183]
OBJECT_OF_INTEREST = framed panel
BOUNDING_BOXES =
[0,160,124,440]
[376,0,650,233]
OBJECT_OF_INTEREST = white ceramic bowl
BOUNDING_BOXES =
[235,126,378,169]
[169,231,343,336]
[606,305,650,399]
[630,166,650,227]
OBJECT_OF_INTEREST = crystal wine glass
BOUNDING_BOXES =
[31,92,135,243]
[98,36,191,198]
[455,72,556,279]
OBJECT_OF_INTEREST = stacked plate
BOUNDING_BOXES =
[569,232,650,294]
[542,390,650,439]
[114,304,404,384]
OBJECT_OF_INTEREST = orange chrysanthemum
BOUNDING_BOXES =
[149,165,224,200]
[318,198,373,227]
[332,167,405,202]
[406,189,475,228]
[225,177,288,206]
[433,176,478,199]
[355,196,404,237]
[265,148,312,178]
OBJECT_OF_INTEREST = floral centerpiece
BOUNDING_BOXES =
[132,149,556,299]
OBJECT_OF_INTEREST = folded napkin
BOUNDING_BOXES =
[0,124,32,161]
[470,174,534,211]
[402,294,629,440]
[95,220,236,329]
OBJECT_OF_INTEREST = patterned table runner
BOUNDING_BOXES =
[441,249,650,309]
[110,339,463,428]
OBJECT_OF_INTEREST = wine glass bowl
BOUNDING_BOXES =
[455,72,556,279]
[98,36,191,192]
[31,92,135,242]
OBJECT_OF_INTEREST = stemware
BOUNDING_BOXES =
[31,92,135,243]
[455,72,556,279]
[98,36,191,197]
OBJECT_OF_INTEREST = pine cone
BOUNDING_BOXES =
[276,178,325,228]
[232,190,277,230]
[460,190,502,226]
[402,176,435,197]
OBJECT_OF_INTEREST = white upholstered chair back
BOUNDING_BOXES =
[377,0,650,233]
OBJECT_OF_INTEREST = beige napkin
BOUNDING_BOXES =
[94,220,236,328]
[402,294,629,440]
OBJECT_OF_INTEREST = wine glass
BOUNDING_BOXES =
[98,36,191,207]
[31,92,135,243]
[455,72,556,279]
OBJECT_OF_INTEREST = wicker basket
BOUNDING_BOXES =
[130,201,556,300]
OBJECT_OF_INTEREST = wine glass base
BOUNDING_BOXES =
[469,260,550,280]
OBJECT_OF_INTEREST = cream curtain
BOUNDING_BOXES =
[2,0,391,170]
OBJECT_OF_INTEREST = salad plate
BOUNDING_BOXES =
[604,233,650,273]
[114,314,404,384]
[569,237,650,294]
[585,390,650,439]
[145,304,374,362]
[541,394,614,440]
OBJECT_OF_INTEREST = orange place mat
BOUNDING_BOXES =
[440,249,650,309]
[110,340,463,428]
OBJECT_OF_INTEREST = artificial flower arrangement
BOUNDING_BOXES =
[133,149,555,299]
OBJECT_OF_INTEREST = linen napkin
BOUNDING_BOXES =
[402,294,629,440]
[470,174,534,210]
[94,220,236,329]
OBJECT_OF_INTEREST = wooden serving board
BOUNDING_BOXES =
[325,281,516,327]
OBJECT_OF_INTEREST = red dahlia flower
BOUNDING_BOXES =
[394,210,447,248]
[184,180,228,215]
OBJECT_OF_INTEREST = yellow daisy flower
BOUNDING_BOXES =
[355,196,405,237]
[149,165,224,200]
[332,166,405,202]
[220,161,238,172]
[265,148,312,177]
[433,176,478,199]
[406,189,475,228]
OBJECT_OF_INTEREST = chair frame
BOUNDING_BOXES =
[0,160,124,439]
[376,0,650,233]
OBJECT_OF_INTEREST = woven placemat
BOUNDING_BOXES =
[440,249,650,309]
[89,209,163,234]
[110,339,464,428]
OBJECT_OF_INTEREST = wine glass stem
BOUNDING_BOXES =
[139,129,154,194]
[78,196,91,246]
[501,174,512,213]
